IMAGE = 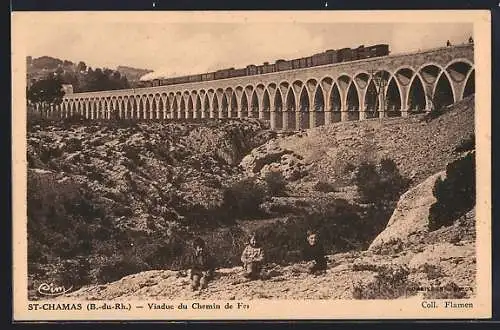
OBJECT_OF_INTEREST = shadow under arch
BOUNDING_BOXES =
[407,74,427,114]
[298,87,310,129]
[346,82,359,121]
[385,77,402,117]
[274,88,284,130]
[432,71,455,110]
[313,85,325,127]
[329,84,342,123]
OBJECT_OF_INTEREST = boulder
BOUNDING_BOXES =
[369,171,446,252]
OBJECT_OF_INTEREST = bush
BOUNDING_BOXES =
[95,255,149,284]
[313,181,338,193]
[428,152,475,231]
[252,198,367,264]
[352,265,418,299]
[354,158,410,205]
[222,177,268,219]
[454,134,475,153]
[263,171,287,196]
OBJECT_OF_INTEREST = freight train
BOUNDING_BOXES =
[137,44,389,88]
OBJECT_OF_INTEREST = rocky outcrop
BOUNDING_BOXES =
[240,140,308,181]
[27,120,272,232]
[368,171,446,251]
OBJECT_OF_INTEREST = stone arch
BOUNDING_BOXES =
[212,94,219,118]
[240,92,249,118]
[266,83,277,98]
[445,59,474,83]
[462,69,475,99]
[230,92,238,118]
[306,78,318,94]
[285,88,296,130]
[195,94,202,119]
[278,81,290,96]
[432,71,455,110]
[136,96,144,119]
[157,95,165,120]
[144,98,151,120]
[172,97,178,119]
[354,72,370,90]
[179,97,186,119]
[419,63,443,85]
[395,67,415,87]
[407,75,427,113]
[250,90,259,118]
[297,87,309,129]
[337,74,351,92]
[71,102,77,117]
[262,89,271,120]
[364,79,379,119]
[330,84,342,123]
[187,96,194,119]
[346,82,360,121]
[127,97,134,119]
[221,93,229,118]
[274,88,283,130]
[203,94,210,118]
[313,85,325,127]
[385,77,402,117]
[150,97,157,119]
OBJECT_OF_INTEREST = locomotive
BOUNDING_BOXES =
[145,44,389,88]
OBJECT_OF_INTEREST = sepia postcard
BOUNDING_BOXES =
[12,10,491,321]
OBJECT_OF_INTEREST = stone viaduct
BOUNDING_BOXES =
[41,44,474,131]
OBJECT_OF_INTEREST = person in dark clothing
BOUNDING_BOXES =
[189,237,215,291]
[302,230,327,275]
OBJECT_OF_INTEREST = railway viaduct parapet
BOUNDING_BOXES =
[38,44,474,131]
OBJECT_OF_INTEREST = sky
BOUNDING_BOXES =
[22,16,473,81]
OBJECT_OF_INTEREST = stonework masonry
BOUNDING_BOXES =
[34,44,474,131]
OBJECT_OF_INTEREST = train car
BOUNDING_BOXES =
[162,78,173,86]
[275,59,292,71]
[246,64,258,75]
[299,57,307,68]
[291,59,301,69]
[325,49,338,64]
[312,52,330,66]
[188,74,202,83]
[337,48,354,62]
[229,68,247,78]
[261,62,276,74]
[215,68,233,80]
[353,45,369,60]
[366,44,390,57]
[305,56,313,67]
[202,72,215,81]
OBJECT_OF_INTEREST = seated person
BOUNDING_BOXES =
[302,230,327,275]
[240,233,265,280]
[189,237,215,291]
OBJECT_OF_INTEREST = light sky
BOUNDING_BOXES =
[24,20,472,81]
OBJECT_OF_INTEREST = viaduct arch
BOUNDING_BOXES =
[37,44,474,131]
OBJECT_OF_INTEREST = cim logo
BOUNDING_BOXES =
[37,283,73,297]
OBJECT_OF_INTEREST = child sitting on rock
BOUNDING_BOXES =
[240,232,265,280]
[189,237,215,291]
[302,230,327,275]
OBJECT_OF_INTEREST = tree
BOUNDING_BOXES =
[77,61,87,73]
[27,75,65,115]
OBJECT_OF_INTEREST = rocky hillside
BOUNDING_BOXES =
[63,201,476,300]
[28,96,476,300]
[242,96,475,195]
